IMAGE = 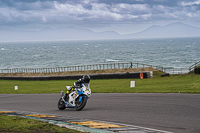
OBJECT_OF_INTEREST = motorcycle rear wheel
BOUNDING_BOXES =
[75,96,87,111]
[58,98,66,110]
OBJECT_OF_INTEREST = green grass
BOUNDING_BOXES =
[92,74,200,93]
[0,114,83,133]
[0,72,200,94]
[0,80,76,94]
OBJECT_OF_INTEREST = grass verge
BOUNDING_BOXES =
[0,72,199,94]
[0,114,83,133]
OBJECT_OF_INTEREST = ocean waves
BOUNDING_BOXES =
[0,37,200,69]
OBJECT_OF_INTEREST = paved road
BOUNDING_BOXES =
[0,93,200,133]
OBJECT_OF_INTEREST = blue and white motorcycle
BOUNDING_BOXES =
[58,83,91,111]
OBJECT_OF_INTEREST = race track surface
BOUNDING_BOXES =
[0,93,200,133]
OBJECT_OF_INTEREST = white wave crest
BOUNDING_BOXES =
[106,59,120,62]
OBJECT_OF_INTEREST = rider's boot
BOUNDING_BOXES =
[64,93,68,99]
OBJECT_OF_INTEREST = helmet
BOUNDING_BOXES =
[82,75,90,83]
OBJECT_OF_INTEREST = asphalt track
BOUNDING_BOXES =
[0,93,200,133]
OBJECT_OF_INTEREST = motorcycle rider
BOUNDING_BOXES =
[73,75,90,88]
[66,75,90,94]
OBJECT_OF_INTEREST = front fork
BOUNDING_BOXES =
[79,96,83,102]
[76,89,84,102]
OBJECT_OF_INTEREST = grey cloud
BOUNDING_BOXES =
[180,0,200,6]
[14,1,55,10]
[0,0,200,29]
[111,3,150,14]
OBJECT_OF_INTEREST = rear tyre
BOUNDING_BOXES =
[58,98,66,110]
[75,96,87,111]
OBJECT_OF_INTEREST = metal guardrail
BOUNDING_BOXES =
[164,67,189,74]
[189,61,200,72]
[0,62,191,74]
[0,62,164,74]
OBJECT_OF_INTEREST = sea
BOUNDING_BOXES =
[0,37,200,73]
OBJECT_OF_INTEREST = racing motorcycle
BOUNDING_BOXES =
[58,83,91,111]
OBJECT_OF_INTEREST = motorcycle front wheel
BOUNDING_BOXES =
[75,96,87,111]
[58,98,66,110]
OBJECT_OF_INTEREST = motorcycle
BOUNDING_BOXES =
[58,83,91,111]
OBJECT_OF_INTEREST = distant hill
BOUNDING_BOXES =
[0,26,121,41]
[124,22,200,38]
[0,22,200,41]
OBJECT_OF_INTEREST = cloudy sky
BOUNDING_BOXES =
[0,0,200,34]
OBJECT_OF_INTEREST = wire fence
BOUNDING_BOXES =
[0,62,190,74]
[0,62,164,74]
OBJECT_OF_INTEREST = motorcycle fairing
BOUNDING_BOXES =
[65,101,75,108]
[63,83,91,108]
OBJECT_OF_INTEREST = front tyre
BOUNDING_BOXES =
[58,98,66,110]
[75,96,87,111]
